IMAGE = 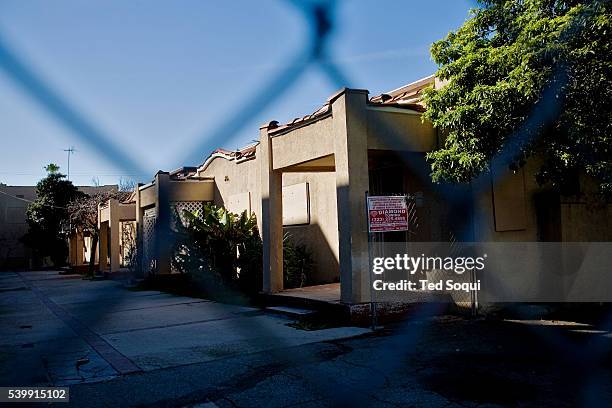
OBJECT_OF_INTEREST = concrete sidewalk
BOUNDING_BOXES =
[0,271,368,386]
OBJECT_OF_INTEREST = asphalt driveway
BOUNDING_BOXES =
[0,271,368,387]
[2,271,612,407]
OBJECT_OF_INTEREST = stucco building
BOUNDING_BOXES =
[198,75,612,305]
[126,75,612,308]
[195,77,450,304]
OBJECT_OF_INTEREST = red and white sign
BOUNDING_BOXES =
[367,195,409,233]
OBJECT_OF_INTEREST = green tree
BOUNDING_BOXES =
[44,163,60,174]
[22,164,83,267]
[423,0,612,194]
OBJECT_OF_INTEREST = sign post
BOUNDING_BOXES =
[365,194,409,329]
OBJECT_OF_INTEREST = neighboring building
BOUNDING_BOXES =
[0,185,37,269]
[0,183,117,270]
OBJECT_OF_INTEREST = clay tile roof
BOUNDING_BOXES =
[210,143,257,162]
[121,191,137,204]
[169,166,199,180]
[198,141,259,173]
[268,102,331,135]
[269,77,435,136]
[369,75,435,112]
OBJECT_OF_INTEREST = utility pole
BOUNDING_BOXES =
[63,146,76,181]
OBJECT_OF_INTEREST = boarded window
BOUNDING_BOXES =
[492,168,527,232]
[283,182,310,226]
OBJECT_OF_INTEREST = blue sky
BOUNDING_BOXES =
[0,0,474,186]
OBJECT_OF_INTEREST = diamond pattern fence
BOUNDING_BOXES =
[0,0,608,405]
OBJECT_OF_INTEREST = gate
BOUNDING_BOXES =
[142,207,157,275]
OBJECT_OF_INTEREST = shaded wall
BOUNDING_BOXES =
[0,186,35,269]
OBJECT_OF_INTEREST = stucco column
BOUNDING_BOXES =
[155,172,172,275]
[260,122,283,293]
[68,235,76,266]
[75,232,84,266]
[109,199,121,272]
[98,222,109,272]
[331,89,370,304]
[135,184,144,278]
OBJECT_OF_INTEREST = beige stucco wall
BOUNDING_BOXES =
[199,153,263,230]
[561,202,612,241]
[471,159,612,242]
[560,176,612,242]
[117,203,136,221]
[271,116,335,170]
[473,160,542,242]
[168,180,214,202]
[139,184,156,208]
[366,107,437,152]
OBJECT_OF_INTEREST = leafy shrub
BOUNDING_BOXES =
[283,233,313,289]
[172,203,262,296]
[172,203,314,296]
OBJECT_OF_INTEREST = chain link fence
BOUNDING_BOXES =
[1,0,610,405]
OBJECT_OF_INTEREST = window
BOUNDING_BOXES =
[492,168,527,232]
[282,182,310,226]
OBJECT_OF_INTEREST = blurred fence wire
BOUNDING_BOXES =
[0,0,609,406]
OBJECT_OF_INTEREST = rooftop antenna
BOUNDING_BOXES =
[63,146,76,181]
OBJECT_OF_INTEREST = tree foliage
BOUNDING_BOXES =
[22,165,83,266]
[423,0,612,194]
[44,163,60,174]
[283,233,313,289]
